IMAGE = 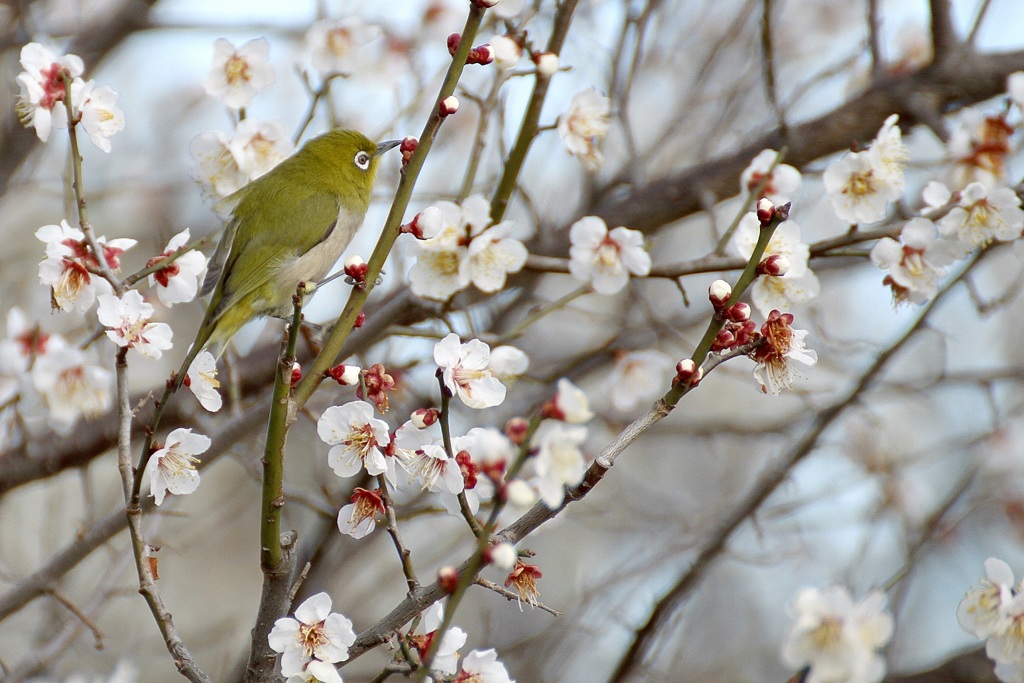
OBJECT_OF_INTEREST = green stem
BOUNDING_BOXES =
[292,4,487,412]
[489,0,581,223]
[413,413,541,682]
[436,375,484,537]
[61,73,123,294]
[260,285,307,569]
[666,211,785,407]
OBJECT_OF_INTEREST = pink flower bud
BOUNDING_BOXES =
[438,566,460,594]
[724,302,750,322]
[472,0,500,6]
[674,358,703,387]
[353,311,366,328]
[504,417,529,445]
[290,361,302,387]
[439,95,460,117]
[401,213,426,239]
[467,44,494,65]
[708,279,732,307]
[757,254,790,277]
[711,328,736,352]
[326,363,361,386]
[399,136,418,169]
[534,51,559,77]
[411,407,440,429]
[447,33,461,56]
[756,197,775,223]
[344,255,368,284]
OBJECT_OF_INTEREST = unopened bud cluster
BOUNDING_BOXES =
[672,358,703,388]
[447,32,494,65]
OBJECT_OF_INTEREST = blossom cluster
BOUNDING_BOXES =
[318,333,596,542]
[405,194,528,301]
[15,43,125,151]
[267,589,515,681]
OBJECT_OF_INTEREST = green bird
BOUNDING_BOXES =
[171,129,399,393]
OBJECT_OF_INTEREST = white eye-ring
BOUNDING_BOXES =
[354,151,371,170]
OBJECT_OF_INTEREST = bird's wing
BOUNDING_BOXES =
[210,190,342,322]
[200,215,240,298]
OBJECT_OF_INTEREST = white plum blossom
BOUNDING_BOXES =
[228,118,294,180]
[823,153,898,224]
[488,345,530,381]
[568,216,651,295]
[823,114,907,224]
[948,107,1013,190]
[491,0,525,19]
[871,114,909,182]
[203,37,275,109]
[77,81,125,153]
[531,420,587,508]
[870,218,956,305]
[15,42,84,142]
[463,221,529,293]
[603,349,674,413]
[408,443,465,494]
[921,180,952,213]
[36,221,136,313]
[558,87,610,171]
[416,603,467,676]
[750,310,817,395]
[268,592,356,677]
[31,341,112,434]
[408,195,525,300]
[740,149,802,205]
[434,627,469,676]
[0,307,54,375]
[285,659,344,683]
[337,487,385,539]
[550,378,593,423]
[732,213,818,315]
[957,557,1024,680]
[434,333,506,409]
[145,428,208,506]
[148,229,208,307]
[184,350,222,412]
[96,291,173,359]
[191,119,294,200]
[957,557,1017,639]
[938,181,1024,255]
[190,130,247,199]
[317,401,391,478]
[460,649,515,683]
[306,17,383,75]
[782,586,894,683]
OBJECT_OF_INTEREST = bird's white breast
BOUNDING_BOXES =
[271,204,363,297]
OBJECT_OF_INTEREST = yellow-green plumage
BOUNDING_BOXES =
[171,129,398,392]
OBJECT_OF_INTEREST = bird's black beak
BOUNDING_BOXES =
[374,139,401,157]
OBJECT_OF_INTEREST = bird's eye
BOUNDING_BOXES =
[354,151,371,170]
